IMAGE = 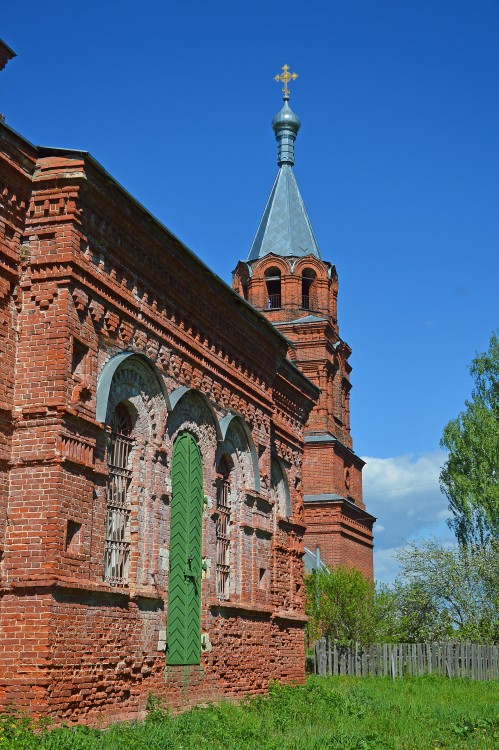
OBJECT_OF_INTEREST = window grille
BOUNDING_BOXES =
[104,404,133,585]
[216,461,231,599]
[267,293,281,309]
[301,268,316,310]
[265,268,281,310]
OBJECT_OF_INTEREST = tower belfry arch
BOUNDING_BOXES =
[232,67,375,577]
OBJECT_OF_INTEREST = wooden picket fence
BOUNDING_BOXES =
[314,639,499,680]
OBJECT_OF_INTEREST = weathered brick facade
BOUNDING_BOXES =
[0,120,318,722]
[232,84,375,579]
[0,45,374,724]
[232,255,375,579]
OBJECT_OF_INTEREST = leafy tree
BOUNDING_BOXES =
[440,330,499,546]
[394,538,499,643]
[305,565,377,644]
[380,579,454,643]
[370,583,400,642]
[306,542,498,645]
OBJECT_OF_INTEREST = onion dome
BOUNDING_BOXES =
[272,98,301,167]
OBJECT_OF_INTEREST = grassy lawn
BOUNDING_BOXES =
[1,675,497,749]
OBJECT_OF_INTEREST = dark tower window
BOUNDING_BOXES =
[265,267,281,309]
[301,268,316,310]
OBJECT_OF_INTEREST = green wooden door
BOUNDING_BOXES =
[166,433,203,665]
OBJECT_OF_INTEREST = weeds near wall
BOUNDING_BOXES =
[0,676,497,749]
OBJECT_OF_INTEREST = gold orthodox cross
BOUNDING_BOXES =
[274,64,298,96]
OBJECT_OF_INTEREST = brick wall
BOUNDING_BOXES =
[303,502,374,579]
[0,122,317,722]
[233,250,375,579]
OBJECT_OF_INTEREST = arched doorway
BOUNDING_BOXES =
[166,433,203,665]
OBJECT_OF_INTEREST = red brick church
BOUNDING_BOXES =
[0,46,374,722]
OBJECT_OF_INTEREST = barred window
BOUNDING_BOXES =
[265,267,281,309]
[104,403,133,585]
[301,268,316,310]
[216,458,231,599]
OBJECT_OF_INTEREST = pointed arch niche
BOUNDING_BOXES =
[166,387,221,523]
[216,414,262,602]
[95,352,170,588]
[218,414,260,493]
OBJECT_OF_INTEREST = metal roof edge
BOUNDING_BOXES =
[0,120,37,150]
[304,433,365,466]
[304,433,337,444]
[274,315,329,326]
[0,39,16,58]
[303,493,346,502]
[33,145,290,351]
[278,357,321,400]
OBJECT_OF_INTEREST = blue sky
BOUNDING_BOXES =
[3,1,498,581]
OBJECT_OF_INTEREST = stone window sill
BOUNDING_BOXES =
[2,575,163,601]
[272,609,308,623]
[208,597,273,617]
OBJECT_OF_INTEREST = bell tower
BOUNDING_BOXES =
[233,67,375,577]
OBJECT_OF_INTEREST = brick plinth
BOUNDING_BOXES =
[0,583,306,723]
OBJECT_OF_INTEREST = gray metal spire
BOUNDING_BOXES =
[247,67,322,262]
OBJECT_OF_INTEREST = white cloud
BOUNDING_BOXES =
[361,450,455,583]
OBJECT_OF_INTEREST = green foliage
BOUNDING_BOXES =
[394,538,499,643]
[305,566,377,644]
[363,539,499,644]
[367,583,402,643]
[0,677,497,749]
[389,579,455,643]
[304,540,499,645]
[440,330,499,546]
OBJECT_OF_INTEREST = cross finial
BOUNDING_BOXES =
[274,64,298,98]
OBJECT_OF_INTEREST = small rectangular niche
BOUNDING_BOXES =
[71,337,89,378]
[259,567,268,590]
[65,520,82,554]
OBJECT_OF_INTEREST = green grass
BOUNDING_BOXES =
[1,675,497,749]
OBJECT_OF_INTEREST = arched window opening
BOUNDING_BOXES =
[104,403,134,585]
[301,268,316,310]
[342,381,351,429]
[216,456,231,599]
[265,267,281,309]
